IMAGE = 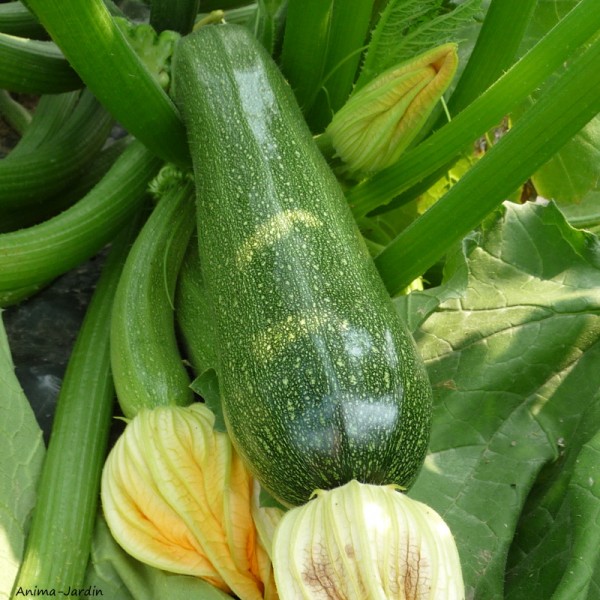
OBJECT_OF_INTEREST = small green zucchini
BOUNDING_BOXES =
[110,174,196,418]
[173,24,432,507]
[175,235,218,377]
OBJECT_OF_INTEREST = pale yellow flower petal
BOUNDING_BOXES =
[251,481,286,600]
[272,480,464,600]
[251,481,285,561]
[102,413,218,582]
[101,403,275,599]
[326,44,458,176]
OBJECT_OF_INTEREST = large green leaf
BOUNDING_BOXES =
[356,0,483,90]
[506,429,600,600]
[531,117,600,211]
[516,0,600,215]
[395,201,600,598]
[0,314,45,598]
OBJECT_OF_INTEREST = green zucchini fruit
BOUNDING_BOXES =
[111,174,196,418]
[173,24,433,507]
[175,235,218,377]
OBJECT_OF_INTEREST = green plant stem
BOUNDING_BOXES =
[245,0,286,55]
[281,0,374,131]
[8,91,79,158]
[280,0,332,111]
[0,90,113,209]
[201,0,253,10]
[0,90,31,134]
[347,0,600,218]
[12,220,141,594]
[307,0,373,131]
[1,138,129,233]
[446,0,538,116]
[0,1,47,39]
[150,0,199,34]
[375,35,600,296]
[0,32,82,93]
[0,140,162,291]
[25,0,189,166]
[0,281,48,308]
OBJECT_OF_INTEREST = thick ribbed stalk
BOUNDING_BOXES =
[0,89,31,134]
[25,0,189,166]
[0,90,112,209]
[0,32,81,93]
[347,0,600,218]
[0,282,47,308]
[0,141,162,291]
[12,220,140,594]
[446,0,538,115]
[150,0,199,34]
[375,36,600,295]
[1,138,129,233]
[0,1,47,38]
[281,0,374,131]
[8,91,78,158]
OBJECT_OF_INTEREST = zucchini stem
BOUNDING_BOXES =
[0,89,31,134]
[25,0,189,166]
[0,90,113,210]
[0,32,82,93]
[12,219,142,593]
[0,140,162,291]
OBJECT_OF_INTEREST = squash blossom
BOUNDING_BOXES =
[325,44,458,176]
[101,403,278,600]
[252,481,286,562]
[272,480,464,599]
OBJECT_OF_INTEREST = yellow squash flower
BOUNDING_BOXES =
[101,403,277,600]
[326,44,458,177]
[252,480,286,562]
[272,480,464,599]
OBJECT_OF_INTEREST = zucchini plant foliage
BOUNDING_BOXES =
[396,201,600,599]
[1,0,600,598]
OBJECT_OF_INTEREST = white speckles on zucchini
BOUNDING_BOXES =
[173,24,433,507]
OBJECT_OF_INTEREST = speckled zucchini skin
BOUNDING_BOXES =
[173,24,433,507]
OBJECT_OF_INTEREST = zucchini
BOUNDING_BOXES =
[175,235,218,377]
[173,24,432,507]
[111,174,196,418]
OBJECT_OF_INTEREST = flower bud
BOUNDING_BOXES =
[272,480,464,599]
[101,403,276,600]
[326,44,458,177]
